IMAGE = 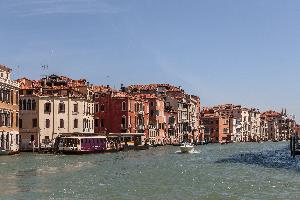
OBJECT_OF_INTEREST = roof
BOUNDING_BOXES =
[93,85,116,93]
[127,84,182,92]
[0,64,12,72]
[17,75,89,98]
[261,110,281,118]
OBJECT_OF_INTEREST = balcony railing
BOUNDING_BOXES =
[138,111,144,115]
[0,77,20,88]
[138,125,145,130]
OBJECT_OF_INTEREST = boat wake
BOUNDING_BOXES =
[175,150,201,154]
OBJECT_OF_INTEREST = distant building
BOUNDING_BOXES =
[0,64,20,154]
[261,109,296,141]
[126,84,201,144]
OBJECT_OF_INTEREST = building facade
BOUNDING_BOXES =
[0,64,20,154]
[94,87,148,136]
[18,75,94,151]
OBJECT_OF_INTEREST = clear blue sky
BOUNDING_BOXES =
[0,0,299,121]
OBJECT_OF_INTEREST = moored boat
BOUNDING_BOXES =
[58,136,108,154]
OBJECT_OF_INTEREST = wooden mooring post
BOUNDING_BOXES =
[290,134,300,158]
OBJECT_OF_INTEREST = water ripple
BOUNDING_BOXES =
[216,146,300,171]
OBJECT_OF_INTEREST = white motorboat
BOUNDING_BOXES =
[180,143,194,153]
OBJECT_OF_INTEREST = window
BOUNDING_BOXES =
[19,100,22,110]
[100,119,104,127]
[60,119,64,128]
[27,99,32,110]
[59,103,65,113]
[44,102,51,113]
[122,101,126,111]
[121,116,126,128]
[10,113,13,128]
[94,119,99,128]
[150,110,155,117]
[95,104,99,113]
[19,119,22,128]
[11,90,14,104]
[73,103,78,113]
[83,119,86,129]
[32,100,36,110]
[16,134,19,145]
[150,101,154,107]
[32,118,37,128]
[23,99,27,110]
[30,135,34,142]
[16,113,19,127]
[100,104,105,112]
[46,119,50,128]
[16,91,19,104]
[74,119,78,128]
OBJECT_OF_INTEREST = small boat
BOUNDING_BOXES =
[0,149,10,155]
[180,142,194,153]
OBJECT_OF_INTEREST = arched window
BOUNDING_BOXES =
[27,99,32,110]
[19,100,22,110]
[22,99,27,110]
[122,101,126,111]
[83,119,86,129]
[32,100,36,110]
[10,90,14,104]
[100,104,105,112]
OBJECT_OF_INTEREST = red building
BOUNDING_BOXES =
[201,108,230,143]
[94,86,148,135]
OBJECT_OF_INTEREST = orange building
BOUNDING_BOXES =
[0,64,20,154]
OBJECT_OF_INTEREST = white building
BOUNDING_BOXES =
[18,75,94,151]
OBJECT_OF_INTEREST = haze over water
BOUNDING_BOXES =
[0,142,299,200]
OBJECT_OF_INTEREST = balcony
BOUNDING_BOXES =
[138,111,144,115]
[138,125,145,131]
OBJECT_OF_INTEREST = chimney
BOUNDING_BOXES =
[120,83,125,92]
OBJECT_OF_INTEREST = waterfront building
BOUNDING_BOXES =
[201,108,230,143]
[202,104,265,143]
[93,86,149,136]
[260,115,269,141]
[261,109,296,141]
[125,84,201,144]
[248,108,261,142]
[0,64,20,154]
[133,94,166,145]
[17,75,94,151]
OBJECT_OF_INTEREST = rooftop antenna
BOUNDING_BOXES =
[41,64,49,78]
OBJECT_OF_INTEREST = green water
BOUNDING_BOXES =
[0,142,299,200]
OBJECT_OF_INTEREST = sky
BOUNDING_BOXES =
[0,0,299,121]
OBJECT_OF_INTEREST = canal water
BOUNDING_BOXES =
[1,142,300,200]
